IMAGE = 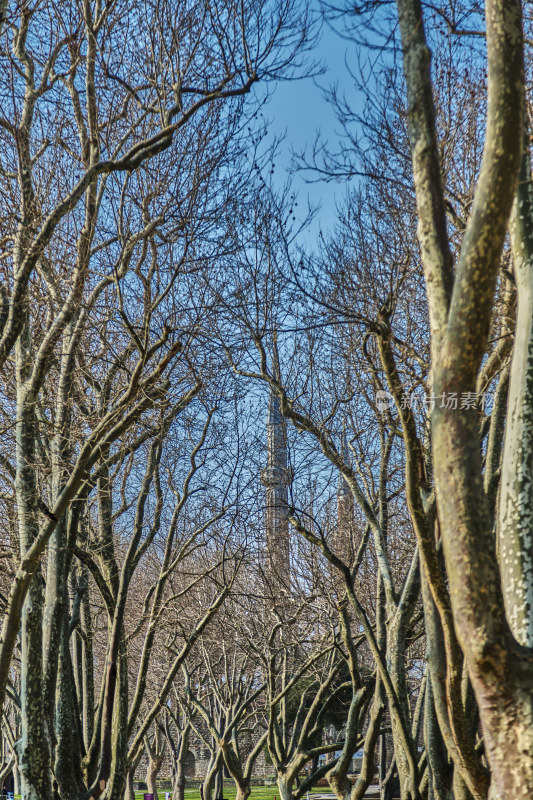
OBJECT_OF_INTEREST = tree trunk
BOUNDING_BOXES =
[16,319,53,800]
[351,686,384,800]
[53,585,85,800]
[80,564,95,752]
[124,769,136,800]
[387,612,418,800]
[379,732,387,800]
[202,752,223,800]
[396,0,532,793]
[499,130,533,648]
[147,760,160,800]
[169,723,190,800]
[277,774,294,800]
[173,760,186,800]
[423,677,451,800]
[144,725,167,800]
[104,638,130,800]
[213,765,223,800]
[235,783,251,800]
[452,771,474,800]
[18,572,52,800]
[13,761,20,798]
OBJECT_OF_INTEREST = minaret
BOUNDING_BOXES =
[261,390,291,592]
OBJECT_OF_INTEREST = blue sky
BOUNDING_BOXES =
[262,13,361,241]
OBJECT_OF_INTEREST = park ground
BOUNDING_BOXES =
[132,788,328,800]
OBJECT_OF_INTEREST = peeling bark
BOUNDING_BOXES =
[499,133,533,648]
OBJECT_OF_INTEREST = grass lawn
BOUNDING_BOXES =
[12,784,327,800]
[133,787,327,800]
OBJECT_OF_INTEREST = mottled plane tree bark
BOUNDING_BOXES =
[394,0,533,797]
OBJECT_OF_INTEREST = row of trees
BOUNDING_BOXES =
[0,0,314,798]
[1,1,533,800]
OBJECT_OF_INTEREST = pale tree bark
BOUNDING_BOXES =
[349,685,384,800]
[376,318,488,800]
[15,319,52,800]
[124,770,135,800]
[396,0,533,796]
[202,749,224,800]
[174,753,187,800]
[145,725,167,800]
[422,677,450,800]
[499,130,533,648]
[170,722,191,800]
[2,706,21,798]
[421,577,452,800]
[13,760,20,797]
[80,564,95,755]
[123,742,143,800]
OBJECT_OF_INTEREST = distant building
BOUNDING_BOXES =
[261,389,291,596]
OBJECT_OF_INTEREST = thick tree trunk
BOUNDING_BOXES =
[379,732,387,800]
[387,601,419,800]
[16,319,53,800]
[145,730,167,800]
[53,576,86,800]
[81,565,95,752]
[452,771,473,800]
[499,134,533,648]
[423,677,451,800]
[202,752,223,800]
[169,723,189,800]
[221,746,252,800]
[421,569,486,800]
[147,760,160,800]
[42,516,68,735]
[235,783,251,800]
[172,760,186,800]
[395,0,532,794]
[124,769,135,800]
[103,638,130,800]
[350,687,384,800]
[277,775,294,800]
[213,766,223,800]
[18,571,52,800]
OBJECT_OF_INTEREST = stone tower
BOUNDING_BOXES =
[261,390,291,592]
